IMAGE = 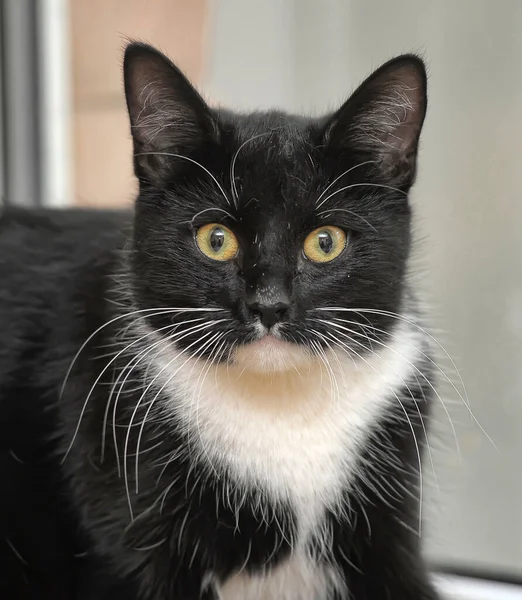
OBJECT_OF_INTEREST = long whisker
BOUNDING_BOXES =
[309,331,350,411]
[317,306,497,450]
[310,338,341,412]
[320,329,424,536]
[102,317,208,454]
[305,330,406,517]
[230,131,274,205]
[124,325,227,514]
[101,323,178,467]
[319,307,466,395]
[316,208,377,233]
[104,318,214,473]
[135,331,226,493]
[316,182,407,210]
[324,316,462,460]
[191,334,229,479]
[184,207,237,225]
[134,330,227,492]
[134,152,232,206]
[60,307,223,399]
[346,318,470,415]
[123,328,218,518]
[312,317,460,462]
[315,160,377,205]
[131,330,227,516]
[314,320,441,498]
[63,315,194,463]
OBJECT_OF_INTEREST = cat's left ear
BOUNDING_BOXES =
[325,55,427,187]
[123,42,216,182]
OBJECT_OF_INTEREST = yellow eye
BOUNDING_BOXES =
[303,226,346,263]
[196,223,239,261]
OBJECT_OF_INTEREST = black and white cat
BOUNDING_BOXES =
[0,43,439,599]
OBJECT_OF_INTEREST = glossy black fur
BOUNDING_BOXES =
[0,44,438,599]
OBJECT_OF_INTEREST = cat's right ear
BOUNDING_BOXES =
[123,43,215,183]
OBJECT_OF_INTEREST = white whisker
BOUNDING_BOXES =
[63,315,183,464]
[320,328,424,536]
[184,207,237,225]
[324,316,461,462]
[313,318,442,498]
[316,208,377,233]
[105,318,214,474]
[317,306,497,451]
[134,152,232,206]
[126,324,229,511]
[316,182,407,210]
[315,160,377,205]
[230,131,274,205]
[191,333,229,479]
[60,307,206,401]
[122,328,219,518]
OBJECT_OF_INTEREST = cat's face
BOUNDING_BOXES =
[123,44,427,373]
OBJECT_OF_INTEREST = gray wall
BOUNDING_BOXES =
[207,0,522,575]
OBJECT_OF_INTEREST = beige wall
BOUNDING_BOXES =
[71,0,208,206]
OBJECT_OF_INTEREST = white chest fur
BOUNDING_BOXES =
[148,322,424,600]
[218,556,341,600]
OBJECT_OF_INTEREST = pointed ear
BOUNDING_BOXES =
[123,43,215,182]
[326,55,427,187]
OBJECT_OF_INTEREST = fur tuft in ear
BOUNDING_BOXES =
[123,42,214,182]
[327,55,427,187]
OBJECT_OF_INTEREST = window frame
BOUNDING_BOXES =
[0,0,71,208]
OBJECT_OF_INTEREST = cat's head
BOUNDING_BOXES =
[123,43,427,374]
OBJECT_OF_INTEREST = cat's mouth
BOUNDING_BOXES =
[249,333,288,351]
[232,331,312,374]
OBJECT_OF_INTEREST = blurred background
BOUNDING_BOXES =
[0,1,521,598]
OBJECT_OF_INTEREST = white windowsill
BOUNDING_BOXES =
[434,574,522,600]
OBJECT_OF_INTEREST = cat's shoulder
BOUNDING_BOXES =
[0,206,132,263]
[0,205,131,237]
[0,206,133,308]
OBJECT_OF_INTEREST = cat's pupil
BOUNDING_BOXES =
[318,231,333,254]
[210,228,225,252]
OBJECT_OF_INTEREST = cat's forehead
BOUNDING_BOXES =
[221,110,315,163]
[220,111,320,213]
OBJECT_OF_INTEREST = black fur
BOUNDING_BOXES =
[0,44,438,599]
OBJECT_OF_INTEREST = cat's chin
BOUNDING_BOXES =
[232,334,312,374]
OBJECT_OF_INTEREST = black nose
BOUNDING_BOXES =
[247,301,290,329]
